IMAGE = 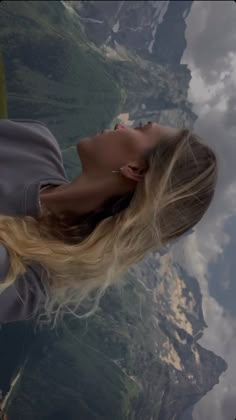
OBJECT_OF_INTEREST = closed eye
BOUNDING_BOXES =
[114,121,152,131]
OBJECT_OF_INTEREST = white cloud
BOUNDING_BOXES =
[172,217,236,420]
[173,1,236,419]
[182,1,236,85]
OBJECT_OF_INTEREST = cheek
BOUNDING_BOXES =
[79,135,121,169]
[83,131,136,168]
[98,137,126,167]
[127,134,148,158]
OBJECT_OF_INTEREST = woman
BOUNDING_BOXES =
[0,119,218,326]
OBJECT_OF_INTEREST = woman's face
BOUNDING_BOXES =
[77,122,178,175]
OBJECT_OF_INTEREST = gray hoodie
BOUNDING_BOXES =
[0,119,70,323]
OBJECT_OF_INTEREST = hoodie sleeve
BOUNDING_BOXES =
[0,243,47,323]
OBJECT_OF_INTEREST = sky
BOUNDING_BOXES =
[171,1,236,419]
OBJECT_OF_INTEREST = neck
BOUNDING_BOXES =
[40,172,135,218]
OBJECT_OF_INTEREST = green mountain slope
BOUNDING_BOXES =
[0,0,124,179]
[0,50,8,118]
[0,2,227,420]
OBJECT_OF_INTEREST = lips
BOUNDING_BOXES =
[114,123,125,130]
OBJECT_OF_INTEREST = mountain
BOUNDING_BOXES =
[69,0,192,66]
[0,50,8,118]
[1,254,227,420]
[64,0,197,129]
[180,406,194,420]
[0,1,227,419]
[0,0,124,178]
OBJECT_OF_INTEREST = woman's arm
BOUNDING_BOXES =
[0,243,46,323]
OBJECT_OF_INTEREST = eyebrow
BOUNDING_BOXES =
[135,122,153,130]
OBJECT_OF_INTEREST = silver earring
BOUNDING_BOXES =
[112,167,123,174]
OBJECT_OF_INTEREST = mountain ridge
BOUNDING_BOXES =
[0,1,227,419]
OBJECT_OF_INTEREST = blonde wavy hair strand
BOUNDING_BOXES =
[0,128,218,327]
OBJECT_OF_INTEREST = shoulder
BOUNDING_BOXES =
[0,118,53,139]
[0,118,62,159]
[0,118,48,130]
[0,243,10,283]
[7,119,49,129]
[8,119,61,152]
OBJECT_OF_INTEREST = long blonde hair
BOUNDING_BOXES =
[0,128,218,326]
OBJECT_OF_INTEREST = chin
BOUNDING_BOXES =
[76,136,91,155]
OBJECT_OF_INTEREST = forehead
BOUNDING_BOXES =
[125,122,160,153]
[131,123,179,154]
[150,123,178,137]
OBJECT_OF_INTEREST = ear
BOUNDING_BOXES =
[120,162,147,182]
